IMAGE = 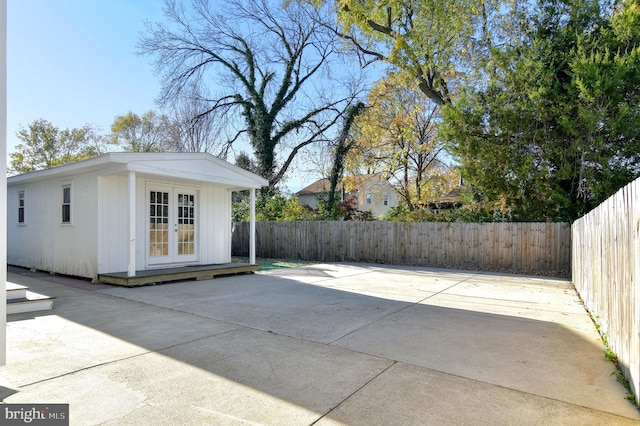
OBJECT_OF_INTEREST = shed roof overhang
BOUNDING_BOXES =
[7,152,268,190]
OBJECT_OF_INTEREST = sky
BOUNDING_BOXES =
[5,0,350,193]
[7,0,165,155]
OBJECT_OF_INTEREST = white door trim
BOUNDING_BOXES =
[146,183,199,267]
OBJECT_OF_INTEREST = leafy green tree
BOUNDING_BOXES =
[331,0,516,105]
[233,191,317,222]
[111,111,173,152]
[441,0,640,221]
[234,151,259,175]
[10,119,99,174]
[139,0,362,190]
[346,72,457,210]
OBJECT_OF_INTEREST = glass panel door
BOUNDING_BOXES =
[176,192,196,257]
[148,186,198,265]
[149,190,170,258]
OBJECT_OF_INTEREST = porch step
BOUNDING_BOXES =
[7,282,55,314]
[7,282,28,301]
[98,263,259,287]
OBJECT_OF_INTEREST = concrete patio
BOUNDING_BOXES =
[1,263,639,425]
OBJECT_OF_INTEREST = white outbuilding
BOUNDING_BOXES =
[7,152,267,285]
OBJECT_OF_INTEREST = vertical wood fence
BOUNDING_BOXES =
[233,221,571,276]
[572,178,640,404]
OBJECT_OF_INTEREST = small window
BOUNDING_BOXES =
[62,185,71,223]
[366,192,372,204]
[383,194,388,206]
[18,191,25,223]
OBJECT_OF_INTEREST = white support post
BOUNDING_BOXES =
[0,0,7,366]
[127,171,136,277]
[249,188,256,265]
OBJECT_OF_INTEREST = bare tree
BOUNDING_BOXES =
[139,0,363,189]
[166,83,223,155]
[327,102,365,216]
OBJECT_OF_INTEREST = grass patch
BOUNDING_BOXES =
[584,310,638,407]
[232,257,315,270]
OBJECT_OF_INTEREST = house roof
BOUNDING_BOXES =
[436,185,471,204]
[296,178,337,196]
[296,173,380,196]
[428,185,474,208]
[7,152,269,190]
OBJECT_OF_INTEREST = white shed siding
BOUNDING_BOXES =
[59,175,99,277]
[7,174,99,278]
[201,186,233,264]
[8,153,268,277]
[135,177,152,270]
[97,175,130,274]
[7,184,51,270]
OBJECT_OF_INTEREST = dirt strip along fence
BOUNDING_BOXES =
[233,221,571,276]
[572,177,640,405]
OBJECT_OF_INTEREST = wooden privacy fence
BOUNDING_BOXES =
[572,177,640,405]
[233,221,571,275]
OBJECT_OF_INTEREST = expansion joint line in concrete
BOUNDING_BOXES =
[328,273,480,346]
[419,272,481,302]
[310,361,397,425]
[15,329,238,389]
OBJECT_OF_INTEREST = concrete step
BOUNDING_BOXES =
[7,283,55,314]
[7,282,28,301]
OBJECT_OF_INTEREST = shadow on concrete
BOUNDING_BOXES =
[3,263,639,424]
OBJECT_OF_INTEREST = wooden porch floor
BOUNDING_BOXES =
[97,263,259,287]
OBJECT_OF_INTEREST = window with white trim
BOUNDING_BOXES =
[383,194,388,206]
[62,184,71,223]
[18,190,25,223]
[366,192,372,204]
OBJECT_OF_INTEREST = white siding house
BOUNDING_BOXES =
[350,174,398,218]
[297,174,398,218]
[7,153,267,281]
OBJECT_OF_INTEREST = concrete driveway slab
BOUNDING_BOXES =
[5,327,391,426]
[2,263,639,425]
[101,273,411,344]
[332,303,637,418]
[319,363,640,426]
[3,280,239,388]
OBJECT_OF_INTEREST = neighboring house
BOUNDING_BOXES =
[7,152,267,282]
[296,174,398,218]
[427,185,475,212]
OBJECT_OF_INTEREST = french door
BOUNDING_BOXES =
[148,185,198,265]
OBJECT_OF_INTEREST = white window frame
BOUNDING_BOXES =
[17,190,25,224]
[61,182,73,224]
[383,194,388,206]
[366,192,372,204]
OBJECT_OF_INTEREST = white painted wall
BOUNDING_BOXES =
[7,172,99,278]
[1,0,7,366]
[97,174,129,274]
[201,186,233,264]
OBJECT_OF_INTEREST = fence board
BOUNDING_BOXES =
[233,221,571,275]
[572,177,640,405]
